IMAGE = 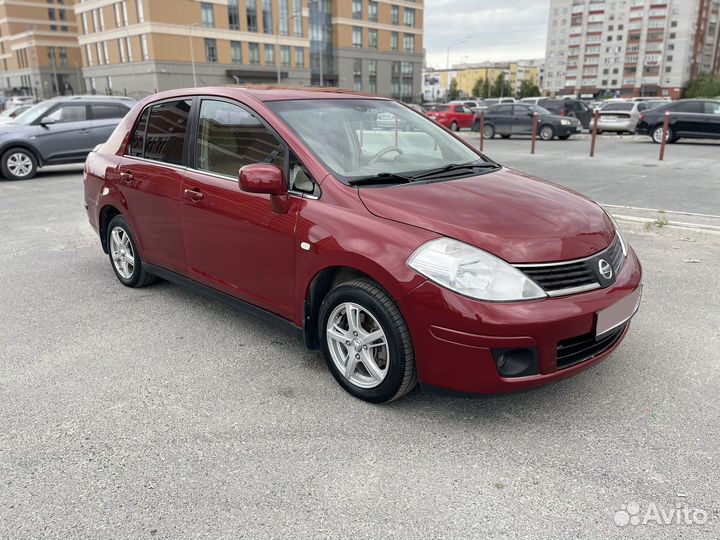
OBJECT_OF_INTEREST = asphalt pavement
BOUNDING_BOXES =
[1,164,719,539]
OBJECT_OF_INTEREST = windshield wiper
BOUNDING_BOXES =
[411,161,500,181]
[348,172,415,187]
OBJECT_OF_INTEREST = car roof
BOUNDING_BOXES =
[47,95,136,104]
[140,86,388,105]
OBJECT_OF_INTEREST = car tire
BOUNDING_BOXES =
[450,121,459,131]
[539,125,555,141]
[106,215,156,288]
[318,279,417,403]
[1,148,38,180]
[501,134,511,139]
[652,125,672,144]
[483,124,495,139]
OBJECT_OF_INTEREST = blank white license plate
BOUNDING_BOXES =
[596,286,642,338]
[603,115,618,120]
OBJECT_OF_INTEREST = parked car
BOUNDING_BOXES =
[538,98,594,129]
[476,103,583,140]
[449,99,483,109]
[0,95,134,180]
[482,97,517,106]
[592,101,654,134]
[7,95,36,107]
[519,97,544,105]
[636,99,720,143]
[0,104,32,125]
[405,103,427,115]
[84,87,642,402]
[425,103,475,130]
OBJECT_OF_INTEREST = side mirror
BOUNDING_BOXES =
[239,163,290,213]
[40,117,56,126]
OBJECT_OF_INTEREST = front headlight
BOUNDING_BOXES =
[560,119,572,126]
[605,211,628,257]
[407,238,547,302]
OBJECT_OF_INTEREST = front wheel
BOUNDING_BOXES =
[319,279,416,403]
[1,148,38,180]
[450,121,459,131]
[106,215,156,288]
[483,124,495,139]
[539,125,555,141]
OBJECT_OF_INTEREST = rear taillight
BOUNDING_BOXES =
[639,114,646,122]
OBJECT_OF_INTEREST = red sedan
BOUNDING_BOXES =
[425,103,476,131]
[84,87,642,403]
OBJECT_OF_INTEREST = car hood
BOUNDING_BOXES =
[358,168,615,264]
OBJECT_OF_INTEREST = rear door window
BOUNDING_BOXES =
[704,102,720,115]
[495,105,513,115]
[143,100,192,165]
[195,99,285,178]
[671,101,702,113]
[91,104,129,120]
[127,108,150,158]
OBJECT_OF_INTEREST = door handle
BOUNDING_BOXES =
[119,171,134,183]
[80,129,91,134]
[183,188,204,201]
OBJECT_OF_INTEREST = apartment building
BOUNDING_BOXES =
[74,0,424,101]
[423,61,541,100]
[543,0,720,99]
[0,0,83,99]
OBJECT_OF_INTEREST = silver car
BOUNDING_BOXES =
[0,95,134,180]
[593,101,653,134]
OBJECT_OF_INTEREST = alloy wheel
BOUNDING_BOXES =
[6,152,33,178]
[110,226,135,279]
[326,302,389,389]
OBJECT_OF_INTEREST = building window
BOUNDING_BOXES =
[126,36,133,61]
[247,0,258,32]
[368,29,378,49]
[353,59,362,91]
[391,5,399,25]
[228,0,240,30]
[205,38,217,62]
[390,32,398,51]
[352,0,362,20]
[231,41,242,63]
[82,12,88,33]
[47,47,56,66]
[368,1,378,22]
[404,8,415,27]
[279,0,289,35]
[136,0,144,22]
[59,47,68,68]
[201,3,215,28]
[403,33,415,53]
[118,39,126,62]
[249,43,260,64]
[264,43,275,65]
[96,42,105,65]
[281,45,291,67]
[113,3,121,27]
[121,0,129,26]
[263,0,273,34]
[293,0,303,36]
[353,27,362,48]
[140,34,149,60]
[295,46,304,67]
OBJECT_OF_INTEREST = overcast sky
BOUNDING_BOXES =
[424,0,551,68]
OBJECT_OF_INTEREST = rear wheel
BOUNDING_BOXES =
[1,148,37,180]
[106,215,156,288]
[539,125,555,141]
[450,121,459,131]
[483,124,495,139]
[318,279,416,403]
[652,125,672,144]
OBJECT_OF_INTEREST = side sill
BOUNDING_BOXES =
[144,264,304,342]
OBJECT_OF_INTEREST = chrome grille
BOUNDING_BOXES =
[515,236,624,297]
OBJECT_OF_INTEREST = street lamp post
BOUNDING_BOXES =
[445,36,470,97]
[189,23,199,87]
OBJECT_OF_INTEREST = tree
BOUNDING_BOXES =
[685,74,720,98]
[517,79,541,99]
[472,78,484,98]
[447,78,460,101]
[491,73,512,98]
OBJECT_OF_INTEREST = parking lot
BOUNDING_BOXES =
[1,136,719,538]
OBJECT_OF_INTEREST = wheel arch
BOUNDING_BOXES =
[0,142,44,167]
[98,204,123,253]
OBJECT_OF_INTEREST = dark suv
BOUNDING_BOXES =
[538,99,594,129]
[0,95,134,180]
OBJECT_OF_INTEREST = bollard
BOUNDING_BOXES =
[590,109,600,157]
[531,112,538,154]
[480,111,485,152]
[659,111,670,161]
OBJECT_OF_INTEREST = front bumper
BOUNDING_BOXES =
[399,247,643,395]
[556,123,582,136]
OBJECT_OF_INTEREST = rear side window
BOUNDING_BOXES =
[91,104,129,120]
[495,105,513,114]
[602,103,634,112]
[143,100,192,165]
[704,102,720,115]
[127,108,150,158]
[671,101,702,113]
[195,99,285,178]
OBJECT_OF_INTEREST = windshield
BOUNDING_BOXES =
[268,99,487,183]
[426,104,449,112]
[11,101,56,125]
